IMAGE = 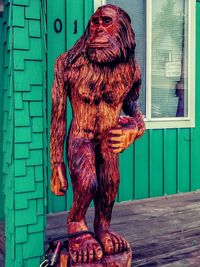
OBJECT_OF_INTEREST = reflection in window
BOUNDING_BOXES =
[106,0,146,115]
[152,0,188,118]
[105,0,190,120]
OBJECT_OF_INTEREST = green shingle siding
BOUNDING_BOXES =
[2,0,47,265]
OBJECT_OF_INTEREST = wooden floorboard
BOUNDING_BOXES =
[46,191,200,267]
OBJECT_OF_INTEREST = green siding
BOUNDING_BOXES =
[46,1,200,214]
[149,130,164,197]
[47,0,94,213]
[0,14,4,221]
[3,0,47,265]
[66,0,86,210]
[177,129,191,193]
[3,2,15,265]
[134,132,149,199]
[191,2,200,191]
[163,129,177,195]
[47,0,67,213]
[119,146,134,201]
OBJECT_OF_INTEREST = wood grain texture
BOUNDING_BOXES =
[50,4,145,264]
[57,248,132,266]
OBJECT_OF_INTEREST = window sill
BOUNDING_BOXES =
[144,117,195,129]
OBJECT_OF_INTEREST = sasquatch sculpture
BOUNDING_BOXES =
[50,4,145,264]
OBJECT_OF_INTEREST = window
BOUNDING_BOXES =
[0,1,3,16]
[95,0,195,129]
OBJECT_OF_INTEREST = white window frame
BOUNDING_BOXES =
[94,0,196,129]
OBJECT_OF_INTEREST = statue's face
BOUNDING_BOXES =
[88,7,118,48]
[86,7,122,63]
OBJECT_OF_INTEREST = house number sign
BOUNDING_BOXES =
[54,18,62,33]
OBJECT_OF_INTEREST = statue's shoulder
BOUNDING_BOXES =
[55,51,70,69]
[56,50,86,70]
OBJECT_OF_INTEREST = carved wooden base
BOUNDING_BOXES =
[57,249,132,267]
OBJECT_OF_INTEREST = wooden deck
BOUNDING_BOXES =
[46,192,200,267]
[1,192,200,266]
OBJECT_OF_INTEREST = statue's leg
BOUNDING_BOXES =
[94,147,130,255]
[67,138,103,263]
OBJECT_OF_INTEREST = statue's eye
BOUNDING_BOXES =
[92,18,99,25]
[103,17,112,25]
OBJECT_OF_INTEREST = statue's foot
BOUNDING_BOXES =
[95,228,130,255]
[68,221,103,263]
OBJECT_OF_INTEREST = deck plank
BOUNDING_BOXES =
[46,192,200,266]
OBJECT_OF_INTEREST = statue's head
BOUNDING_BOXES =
[84,4,136,64]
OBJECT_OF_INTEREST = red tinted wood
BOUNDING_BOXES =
[57,249,132,267]
[50,4,145,264]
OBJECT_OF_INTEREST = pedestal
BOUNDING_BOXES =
[57,249,132,267]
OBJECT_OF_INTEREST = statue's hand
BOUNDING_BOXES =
[107,116,145,154]
[50,162,68,196]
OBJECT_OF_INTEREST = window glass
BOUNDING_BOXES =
[152,0,188,118]
[0,0,3,13]
[106,0,146,115]
[101,0,193,127]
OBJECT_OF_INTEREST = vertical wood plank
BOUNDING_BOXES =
[134,131,149,199]
[177,129,191,193]
[66,0,84,210]
[47,0,66,213]
[191,3,200,191]
[163,129,177,195]
[149,129,164,197]
[84,0,93,28]
[66,0,84,49]
[0,15,4,220]
[119,146,134,202]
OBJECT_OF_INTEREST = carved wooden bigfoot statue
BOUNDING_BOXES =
[50,4,145,264]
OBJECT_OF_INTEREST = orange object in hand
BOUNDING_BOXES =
[50,162,68,196]
[107,114,145,154]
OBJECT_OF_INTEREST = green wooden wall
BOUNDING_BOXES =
[3,0,47,266]
[47,0,94,213]
[3,1,15,264]
[0,13,4,221]
[47,0,200,214]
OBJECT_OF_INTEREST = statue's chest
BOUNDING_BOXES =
[69,66,133,107]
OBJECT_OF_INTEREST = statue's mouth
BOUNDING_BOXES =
[89,36,109,48]
[89,42,109,48]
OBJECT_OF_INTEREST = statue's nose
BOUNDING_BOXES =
[94,24,105,35]
[96,28,104,34]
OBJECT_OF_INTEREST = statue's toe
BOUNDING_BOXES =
[94,243,103,261]
[96,229,130,255]
[69,233,103,263]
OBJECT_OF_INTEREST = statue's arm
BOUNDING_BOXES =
[121,63,145,138]
[107,63,145,154]
[50,55,68,196]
